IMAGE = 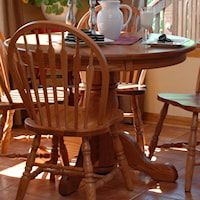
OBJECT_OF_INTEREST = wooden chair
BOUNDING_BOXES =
[77,5,140,33]
[0,32,57,158]
[0,31,24,153]
[117,70,146,150]
[7,21,133,200]
[77,5,147,151]
[148,68,200,192]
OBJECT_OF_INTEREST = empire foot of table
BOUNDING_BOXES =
[58,132,178,196]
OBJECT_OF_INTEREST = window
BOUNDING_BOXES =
[149,0,200,42]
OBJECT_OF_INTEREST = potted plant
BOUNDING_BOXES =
[22,0,88,22]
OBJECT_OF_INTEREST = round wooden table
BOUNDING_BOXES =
[59,33,196,195]
[6,33,196,194]
[101,34,195,70]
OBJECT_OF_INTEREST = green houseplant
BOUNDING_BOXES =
[22,0,87,15]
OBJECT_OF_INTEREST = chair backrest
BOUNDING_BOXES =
[119,69,146,85]
[7,21,109,132]
[77,5,140,33]
[121,4,140,33]
[77,5,146,87]
[0,31,13,104]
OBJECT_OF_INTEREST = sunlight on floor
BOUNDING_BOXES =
[151,156,157,162]
[13,134,52,141]
[170,147,187,152]
[148,183,162,194]
[0,161,25,178]
[0,161,51,179]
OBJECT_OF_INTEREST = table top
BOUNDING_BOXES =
[98,33,196,70]
[5,32,196,71]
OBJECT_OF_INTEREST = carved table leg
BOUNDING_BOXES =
[58,149,83,196]
[120,132,178,182]
[58,134,115,196]
[59,131,178,197]
[58,71,178,196]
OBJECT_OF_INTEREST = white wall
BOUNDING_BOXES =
[144,57,200,117]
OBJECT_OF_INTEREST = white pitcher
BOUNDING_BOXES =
[96,1,132,40]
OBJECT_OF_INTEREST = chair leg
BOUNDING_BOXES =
[59,136,69,166]
[49,135,59,181]
[16,134,41,200]
[0,110,15,154]
[185,112,198,192]
[148,103,169,159]
[82,137,96,200]
[110,124,133,191]
[131,95,145,152]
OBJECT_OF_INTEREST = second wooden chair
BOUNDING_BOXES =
[77,4,147,151]
[148,67,200,192]
[0,31,24,154]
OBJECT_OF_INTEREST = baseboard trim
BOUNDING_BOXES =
[143,112,192,128]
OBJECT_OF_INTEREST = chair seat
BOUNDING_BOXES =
[149,68,200,192]
[25,103,124,137]
[158,93,200,112]
[1,89,24,106]
[117,83,146,95]
[1,87,65,105]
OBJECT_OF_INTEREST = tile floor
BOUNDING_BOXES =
[1,123,200,200]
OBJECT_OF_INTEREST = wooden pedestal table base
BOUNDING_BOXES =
[5,31,194,198]
[58,133,178,196]
[120,133,178,182]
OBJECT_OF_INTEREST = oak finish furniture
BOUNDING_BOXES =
[77,5,147,151]
[148,67,200,192]
[5,21,196,196]
[7,21,133,200]
[57,31,196,193]
[0,32,57,159]
[0,31,25,154]
[73,31,194,183]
